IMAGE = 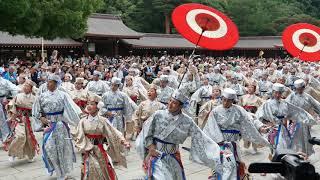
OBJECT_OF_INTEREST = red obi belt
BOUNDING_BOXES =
[243,105,257,112]
[84,134,116,180]
[130,96,138,103]
[9,107,39,153]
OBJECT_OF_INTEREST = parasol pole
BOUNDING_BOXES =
[41,37,44,61]
[178,19,209,88]
[297,44,307,59]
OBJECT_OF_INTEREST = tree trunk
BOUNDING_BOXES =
[165,13,170,34]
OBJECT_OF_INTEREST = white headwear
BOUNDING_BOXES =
[111,77,122,85]
[47,74,61,83]
[75,77,84,84]
[171,90,188,105]
[222,88,237,100]
[160,75,169,82]
[272,83,285,92]
[294,79,305,89]
[65,73,73,81]
[93,71,102,78]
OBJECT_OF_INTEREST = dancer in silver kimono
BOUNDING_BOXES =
[285,79,320,156]
[136,89,221,180]
[157,75,175,105]
[255,83,316,157]
[6,80,38,162]
[32,74,82,180]
[86,71,110,96]
[37,76,66,95]
[208,66,226,86]
[203,88,269,180]
[73,95,130,180]
[257,72,273,99]
[0,72,19,144]
[189,75,212,122]
[100,77,137,134]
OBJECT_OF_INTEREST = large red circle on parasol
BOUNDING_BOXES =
[172,3,239,50]
[282,23,320,62]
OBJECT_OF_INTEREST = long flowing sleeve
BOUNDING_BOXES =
[72,120,94,152]
[62,92,81,126]
[238,108,269,146]
[103,119,127,168]
[189,88,203,115]
[135,114,156,159]
[306,87,320,102]
[31,95,43,130]
[32,95,42,122]
[286,102,316,125]
[6,80,19,96]
[203,111,224,143]
[100,93,108,116]
[123,94,138,121]
[189,121,221,168]
[308,94,320,115]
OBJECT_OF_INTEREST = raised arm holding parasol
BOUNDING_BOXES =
[171,3,239,87]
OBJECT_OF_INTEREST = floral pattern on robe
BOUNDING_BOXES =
[32,89,82,177]
[136,110,221,180]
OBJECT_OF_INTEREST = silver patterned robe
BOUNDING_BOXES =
[32,89,82,177]
[37,82,66,95]
[258,80,273,98]
[136,109,221,180]
[100,90,137,134]
[0,77,19,142]
[157,86,174,105]
[86,80,110,96]
[255,99,316,155]
[286,92,320,155]
[203,105,269,180]
[208,73,226,85]
[190,85,212,117]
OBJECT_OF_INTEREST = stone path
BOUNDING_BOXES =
[0,125,319,180]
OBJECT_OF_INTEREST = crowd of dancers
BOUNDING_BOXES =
[0,53,319,180]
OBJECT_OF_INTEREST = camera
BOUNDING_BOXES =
[248,137,320,180]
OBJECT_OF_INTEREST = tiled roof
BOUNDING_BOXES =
[0,32,82,47]
[123,33,283,50]
[86,13,143,39]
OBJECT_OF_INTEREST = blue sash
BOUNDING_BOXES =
[108,107,124,111]
[45,111,63,116]
[221,129,240,134]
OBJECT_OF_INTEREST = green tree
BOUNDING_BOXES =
[0,0,103,39]
[272,14,320,35]
[98,0,319,35]
[224,0,308,36]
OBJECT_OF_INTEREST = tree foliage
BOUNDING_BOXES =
[100,0,320,36]
[0,0,103,39]
[0,0,319,38]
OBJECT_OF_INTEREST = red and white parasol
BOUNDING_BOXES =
[172,3,239,50]
[282,23,320,62]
